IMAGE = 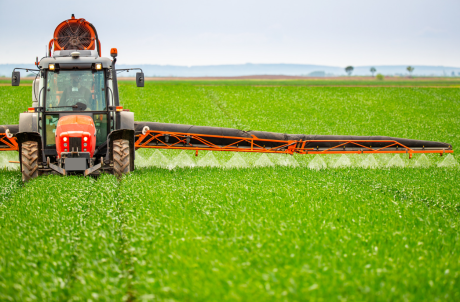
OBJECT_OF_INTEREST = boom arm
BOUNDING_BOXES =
[0,121,454,158]
[134,122,453,158]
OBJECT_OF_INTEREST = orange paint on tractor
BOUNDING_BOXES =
[55,115,96,158]
[48,15,99,56]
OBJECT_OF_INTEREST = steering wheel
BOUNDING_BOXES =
[64,96,89,110]
[73,102,88,111]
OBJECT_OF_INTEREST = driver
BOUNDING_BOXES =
[60,73,92,110]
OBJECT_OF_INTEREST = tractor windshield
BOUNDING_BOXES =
[45,70,106,112]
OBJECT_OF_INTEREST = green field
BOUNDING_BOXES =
[1,82,459,301]
[2,76,460,87]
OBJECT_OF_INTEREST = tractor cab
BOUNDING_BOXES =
[45,69,106,112]
[38,52,115,174]
[42,57,111,150]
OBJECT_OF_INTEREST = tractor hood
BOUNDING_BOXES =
[55,115,96,156]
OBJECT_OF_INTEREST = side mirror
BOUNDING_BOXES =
[136,72,144,87]
[12,71,20,86]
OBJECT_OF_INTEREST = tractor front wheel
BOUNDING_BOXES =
[21,141,40,182]
[113,139,131,177]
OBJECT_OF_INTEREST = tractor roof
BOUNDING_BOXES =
[39,53,113,70]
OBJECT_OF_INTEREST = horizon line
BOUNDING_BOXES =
[1,63,460,68]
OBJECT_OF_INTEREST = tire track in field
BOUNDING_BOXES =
[60,179,96,300]
[115,176,137,301]
[60,175,138,301]
[204,90,251,131]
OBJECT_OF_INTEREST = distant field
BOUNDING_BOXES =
[2,76,460,87]
[123,76,460,87]
[0,82,459,301]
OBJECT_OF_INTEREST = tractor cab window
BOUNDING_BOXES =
[45,70,106,112]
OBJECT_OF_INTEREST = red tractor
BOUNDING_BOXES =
[3,15,142,181]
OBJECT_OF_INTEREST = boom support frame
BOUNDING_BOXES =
[0,134,18,152]
[135,130,453,158]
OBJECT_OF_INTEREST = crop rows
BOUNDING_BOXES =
[0,83,459,300]
[0,175,132,300]
[2,168,459,301]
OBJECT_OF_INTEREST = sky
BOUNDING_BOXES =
[0,0,459,67]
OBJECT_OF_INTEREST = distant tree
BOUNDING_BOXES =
[376,73,384,81]
[452,71,456,77]
[308,71,326,77]
[370,67,376,77]
[345,66,354,76]
[406,66,415,77]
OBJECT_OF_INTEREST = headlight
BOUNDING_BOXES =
[84,143,87,147]
[64,143,67,147]
[83,137,88,142]
[49,64,55,71]
[63,137,68,142]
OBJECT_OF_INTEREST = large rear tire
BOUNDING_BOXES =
[113,139,131,177]
[21,141,39,182]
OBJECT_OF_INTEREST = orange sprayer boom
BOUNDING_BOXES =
[133,123,453,159]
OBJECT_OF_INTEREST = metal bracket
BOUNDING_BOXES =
[84,162,102,176]
[49,163,66,175]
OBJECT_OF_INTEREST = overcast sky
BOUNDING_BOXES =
[1,0,459,67]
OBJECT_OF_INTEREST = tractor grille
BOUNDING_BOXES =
[69,137,82,152]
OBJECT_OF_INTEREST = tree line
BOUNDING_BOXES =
[344,66,416,78]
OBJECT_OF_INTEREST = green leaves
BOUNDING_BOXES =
[1,83,459,300]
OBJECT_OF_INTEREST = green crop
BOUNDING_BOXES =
[0,82,459,301]
[117,78,460,87]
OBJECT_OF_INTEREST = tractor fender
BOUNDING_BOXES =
[116,111,134,130]
[106,129,135,171]
[19,113,38,133]
[16,132,44,173]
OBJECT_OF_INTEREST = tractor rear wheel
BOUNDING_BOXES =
[21,141,40,182]
[113,139,131,177]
